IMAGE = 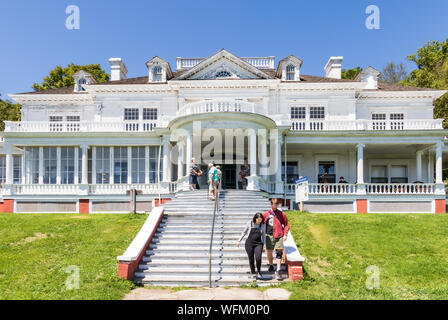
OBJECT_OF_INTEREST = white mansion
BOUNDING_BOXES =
[1,49,447,214]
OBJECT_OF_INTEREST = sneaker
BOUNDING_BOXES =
[257,272,263,280]
[268,265,274,272]
[251,273,257,280]
[275,271,282,280]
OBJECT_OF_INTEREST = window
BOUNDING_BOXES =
[43,147,57,184]
[391,165,408,183]
[124,108,139,121]
[96,147,110,184]
[290,107,305,119]
[66,116,80,122]
[372,113,386,120]
[153,66,162,82]
[390,113,404,120]
[286,65,295,80]
[13,155,22,184]
[282,162,299,184]
[0,156,5,185]
[131,147,146,183]
[216,71,232,78]
[76,78,87,91]
[310,106,325,119]
[25,147,39,184]
[371,165,388,183]
[61,147,75,184]
[143,108,158,120]
[318,161,335,183]
[114,147,128,184]
[148,146,163,183]
[49,116,63,132]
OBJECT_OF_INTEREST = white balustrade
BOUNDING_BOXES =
[308,183,358,195]
[367,183,435,194]
[12,184,81,195]
[89,184,161,195]
[290,119,443,131]
[176,56,274,70]
[177,100,260,117]
[4,121,159,133]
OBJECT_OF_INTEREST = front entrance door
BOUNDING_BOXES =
[221,164,236,189]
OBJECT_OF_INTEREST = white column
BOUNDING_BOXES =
[74,147,79,184]
[145,146,150,184]
[5,143,13,185]
[436,142,443,184]
[56,147,61,184]
[110,147,114,184]
[162,135,171,182]
[177,139,184,179]
[127,146,132,184]
[416,150,423,182]
[259,133,267,178]
[186,132,193,176]
[92,147,97,184]
[39,147,44,184]
[427,152,433,183]
[275,134,282,183]
[357,144,365,184]
[249,130,257,177]
[81,144,88,184]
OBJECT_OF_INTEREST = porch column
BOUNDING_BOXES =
[271,131,283,194]
[127,146,132,184]
[56,147,61,184]
[259,132,267,179]
[436,142,443,184]
[81,144,88,185]
[162,135,171,182]
[177,138,184,179]
[186,132,193,176]
[92,147,97,184]
[3,143,13,196]
[39,147,44,184]
[427,151,433,183]
[356,143,366,195]
[248,130,257,177]
[145,146,150,184]
[74,147,79,184]
[416,150,423,182]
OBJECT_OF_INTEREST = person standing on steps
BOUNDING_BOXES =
[263,198,290,280]
[207,163,219,200]
[237,212,266,280]
[189,157,201,190]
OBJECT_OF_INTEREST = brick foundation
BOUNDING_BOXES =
[285,259,304,281]
[79,199,90,214]
[357,199,367,214]
[0,200,14,213]
[435,199,446,214]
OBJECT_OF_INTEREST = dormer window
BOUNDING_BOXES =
[76,78,87,92]
[216,70,232,78]
[152,66,162,82]
[286,65,295,80]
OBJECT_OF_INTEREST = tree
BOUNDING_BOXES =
[402,38,448,128]
[341,67,362,80]
[0,96,21,131]
[32,63,110,91]
[379,62,407,84]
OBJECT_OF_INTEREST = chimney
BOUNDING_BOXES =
[324,56,343,79]
[109,58,128,81]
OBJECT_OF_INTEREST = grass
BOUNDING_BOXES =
[280,211,448,300]
[0,213,146,300]
[2,212,448,299]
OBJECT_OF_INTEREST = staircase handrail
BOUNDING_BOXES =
[208,183,220,287]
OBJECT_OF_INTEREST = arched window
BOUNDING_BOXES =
[153,66,162,82]
[216,70,232,78]
[286,65,295,80]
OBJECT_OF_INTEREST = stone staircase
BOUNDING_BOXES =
[134,189,289,286]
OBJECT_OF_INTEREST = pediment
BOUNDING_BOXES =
[174,49,273,80]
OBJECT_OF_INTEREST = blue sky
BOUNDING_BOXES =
[0,0,447,99]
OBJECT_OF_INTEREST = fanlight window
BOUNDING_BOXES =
[76,78,87,91]
[153,66,162,82]
[216,71,232,78]
[286,65,295,80]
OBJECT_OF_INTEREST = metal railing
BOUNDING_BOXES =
[208,181,220,288]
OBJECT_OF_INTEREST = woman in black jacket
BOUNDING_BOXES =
[236,212,266,280]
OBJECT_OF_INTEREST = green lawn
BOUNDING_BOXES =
[1,212,448,299]
[0,213,146,299]
[283,211,448,299]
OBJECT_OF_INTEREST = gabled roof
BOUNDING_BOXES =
[145,56,173,79]
[173,49,274,80]
[276,54,303,78]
